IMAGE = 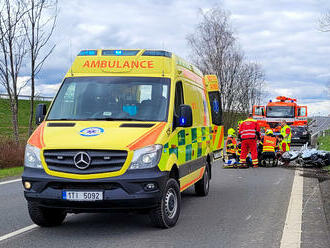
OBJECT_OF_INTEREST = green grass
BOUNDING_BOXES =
[0,166,23,179]
[323,166,330,172]
[0,98,51,140]
[318,129,330,151]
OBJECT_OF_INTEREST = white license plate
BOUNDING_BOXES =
[62,191,103,201]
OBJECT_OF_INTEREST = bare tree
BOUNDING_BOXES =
[23,0,57,135]
[187,7,265,130]
[319,11,330,32]
[0,0,27,143]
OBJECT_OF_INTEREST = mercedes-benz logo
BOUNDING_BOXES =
[73,152,91,170]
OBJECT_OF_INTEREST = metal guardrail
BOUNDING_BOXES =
[0,94,53,102]
[311,130,328,148]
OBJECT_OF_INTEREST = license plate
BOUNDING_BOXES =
[62,191,103,201]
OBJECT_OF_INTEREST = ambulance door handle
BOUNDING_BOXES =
[185,133,189,136]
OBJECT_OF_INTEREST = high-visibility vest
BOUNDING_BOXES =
[239,118,260,140]
[281,125,292,143]
[226,136,237,153]
[262,135,277,153]
[236,142,241,156]
[279,140,290,152]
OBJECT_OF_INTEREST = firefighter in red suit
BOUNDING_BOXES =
[238,113,261,168]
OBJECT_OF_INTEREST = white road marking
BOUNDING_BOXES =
[0,224,37,242]
[0,178,21,186]
[280,169,303,248]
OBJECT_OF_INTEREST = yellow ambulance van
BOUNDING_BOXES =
[22,49,224,228]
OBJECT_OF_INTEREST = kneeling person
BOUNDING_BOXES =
[261,129,277,166]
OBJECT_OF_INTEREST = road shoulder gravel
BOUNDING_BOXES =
[301,171,330,248]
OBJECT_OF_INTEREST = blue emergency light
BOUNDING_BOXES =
[269,100,272,102]
[101,50,139,56]
[78,50,97,56]
[142,50,172,58]
[180,117,186,125]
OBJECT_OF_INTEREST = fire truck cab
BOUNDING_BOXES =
[252,96,308,134]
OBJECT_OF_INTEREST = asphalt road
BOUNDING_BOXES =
[0,162,329,248]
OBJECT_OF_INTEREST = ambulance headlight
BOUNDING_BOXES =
[129,145,162,170]
[24,144,43,169]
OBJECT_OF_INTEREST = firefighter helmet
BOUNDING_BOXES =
[265,129,273,135]
[228,128,235,136]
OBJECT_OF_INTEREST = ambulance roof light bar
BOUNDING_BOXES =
[78,50,97,56]
[102,50,140,56]
[142,50,172,58]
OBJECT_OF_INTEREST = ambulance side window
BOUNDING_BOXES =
[173,82,184,129]
[208,91,222,125]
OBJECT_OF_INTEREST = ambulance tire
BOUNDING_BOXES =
[195,165,210,196]
[28,201,66,227]
[149,178,181,228]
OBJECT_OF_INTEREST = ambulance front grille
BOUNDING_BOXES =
[43,149,127,174]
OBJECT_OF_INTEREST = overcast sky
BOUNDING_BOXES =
[16,0,330,116]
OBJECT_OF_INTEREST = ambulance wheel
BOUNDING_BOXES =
[28,201,66,227]
[149,178,181,228]
[195,165,210,196]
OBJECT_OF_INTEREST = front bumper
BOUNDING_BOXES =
[22,167,168,212]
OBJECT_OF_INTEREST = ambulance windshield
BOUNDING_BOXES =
[266,106,294,118]
[47,77,170,122]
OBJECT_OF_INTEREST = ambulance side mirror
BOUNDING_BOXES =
[178,104,192,127]
[36,104,47,125]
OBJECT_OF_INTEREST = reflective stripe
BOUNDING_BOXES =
[241,133,256,137]
[263,147,275,152]
[241,133,256,136]
[241,129,256,133]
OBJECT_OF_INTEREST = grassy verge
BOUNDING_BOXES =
[318,129,330,151]
[0,166,23,180]
[0,98,50,140]
[323,166,330,172]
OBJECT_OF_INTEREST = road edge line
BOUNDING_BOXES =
[0,178,21,186]
[0,224,37,242]
[280,169,303,248]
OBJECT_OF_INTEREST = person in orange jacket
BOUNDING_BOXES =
[260,129,277,166]
[238,113,260,168]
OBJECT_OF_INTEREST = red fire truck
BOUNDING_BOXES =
[252,96,309,143]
